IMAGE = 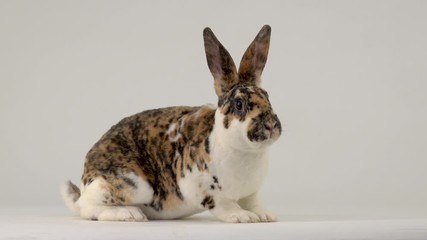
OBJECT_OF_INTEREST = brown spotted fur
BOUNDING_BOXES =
[81,106,215,211]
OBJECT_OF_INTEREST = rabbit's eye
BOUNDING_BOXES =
[235,99,243,111]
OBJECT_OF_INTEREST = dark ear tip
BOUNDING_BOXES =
[262,25,271,32]
[258,25,272,39]
[203,27,213,37]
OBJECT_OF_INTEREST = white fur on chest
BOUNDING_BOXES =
[209,110,270,200]
[209,135,270,200]
[176,110,271,214]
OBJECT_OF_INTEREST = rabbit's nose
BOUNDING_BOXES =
[264,123,273,132]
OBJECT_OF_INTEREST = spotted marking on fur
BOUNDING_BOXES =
[201,195,215,209]
[204,139,210,154]
[81,106,215,211]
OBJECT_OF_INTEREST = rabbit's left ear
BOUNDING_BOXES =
[238,25,271,86]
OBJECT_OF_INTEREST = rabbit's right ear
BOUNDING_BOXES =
[203,28,239,97]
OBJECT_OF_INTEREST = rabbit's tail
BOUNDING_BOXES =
[60,180,81,213]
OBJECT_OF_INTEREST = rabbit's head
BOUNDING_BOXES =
[204,25,282,151]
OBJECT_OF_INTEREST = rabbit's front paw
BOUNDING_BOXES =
[219,210,261,223]
[254,211,277,222]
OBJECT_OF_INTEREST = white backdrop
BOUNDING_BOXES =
[1,0,426,218]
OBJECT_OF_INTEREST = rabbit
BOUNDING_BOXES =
[61,25,282,223]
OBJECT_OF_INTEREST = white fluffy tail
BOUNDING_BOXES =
[60,180,81,213]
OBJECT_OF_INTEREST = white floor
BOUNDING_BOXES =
[1,207,427,240]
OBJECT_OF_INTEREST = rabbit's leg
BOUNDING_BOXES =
[76,174,153,222]
[209,197,261,223]
[81,205,147,222]
[238,192,277,222]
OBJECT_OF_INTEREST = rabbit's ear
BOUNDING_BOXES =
[238,25,271,87]
[203,28,239,97]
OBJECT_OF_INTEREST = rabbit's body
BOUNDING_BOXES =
[62,25,282,223]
